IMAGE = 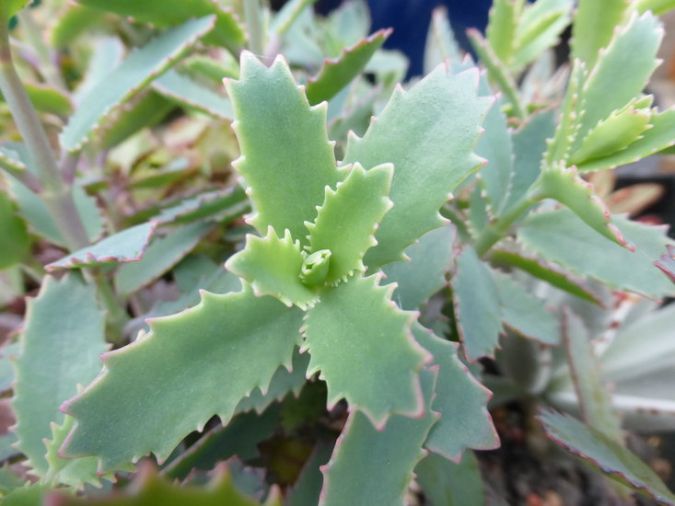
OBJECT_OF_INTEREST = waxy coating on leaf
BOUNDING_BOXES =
[300,250,332,287]
[571,0,631,67]
[225,52,341,246]
[343,62,491,269]
[302,274,430,427]
[319,369,439,506]
[306,163,394,284]
[226,227,319,309]
[413,324,499,460]
[61,288,303,471]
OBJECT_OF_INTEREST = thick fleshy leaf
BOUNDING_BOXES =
[577,12,663,142]
[570,101,652,165]
[501,109,555,213]
[319,369,437,506]
[3,83,73,117]
[571,0,630,67]
[46,222,157,271]
[382,226,454,310]
[560,311,623,441]
[48,465,278,506]
[226,53,340,244]
[656,245,675,282]
[344,63,490,268]
[415,452,485,506]
[153,70,233,119]
[413,325,498,459]
[489,247,602,304]
[287,442,333,506]
[518,208,675,297]
[452,247,502,361]
[0,192,29,269]
[226,228,318,310]
[114,222,212,295]
[306,29,390,105]
[537,166,631,247]
[423,7,462,73]
[540,410,675,505]
[486,0,519,62]
[307,163,393,284]
[492,271,559,345]
[61,17,216,151]
[638,0,675,14]
[13,274,106,476]
[62,288,303,471]
[577,108,675,172]
[302,274,429,426]
[74,0,246,50]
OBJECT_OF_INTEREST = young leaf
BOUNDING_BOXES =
[452,247,502,361]
[13,274,107,476]
[518,208,675,298]
[343,64,490,268]
[302,274,429,427]
[0,192,29,269]
[486,0,520,63]
[62,288,303,471]
[637,0,675,15]
[382,226,454,310]
[413,325,498,459]
[424,7,463,73]
[226,228,318,310]
[114,222,212,295]
[571,0,630,67]
[577,12,663,142]
[319,369,437,506]
[307,163,393,284]
[415,452,486,506]
[537,166,631,248]
[61,16,216,151]
[305,29,390,105]
[153,70,233,120]
[74,0,246,50]
[492,271,560,345]
[540,410,675,505]
[46,222,157,271]
[561,311,623,441]
[226,53,340,245]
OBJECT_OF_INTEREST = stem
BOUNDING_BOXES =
[0,10,89,251]
[474,191,542,257]
[17,10,66,90]
[244,0,265,57]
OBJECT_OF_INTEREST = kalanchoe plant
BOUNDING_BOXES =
[2,0,675,504]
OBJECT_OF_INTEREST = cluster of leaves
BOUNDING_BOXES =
[0,0,675,504]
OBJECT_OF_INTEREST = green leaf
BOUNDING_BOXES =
[74,0,246,50]
[226,53,340,245]
[306,29,390,105]
[13,274,107,476]
[0,145,27,174]
[413,325,498,459]
[3,83,73,117]
[0,192,29,269]
[286,442,333,506]
[51,4,108,49]
[570,100,652,165]
[571,0,630,67]
[302,275,429,426]
[518,208,675,297]
[61,16,216,152]
[537,166,631,247]
[501,109,555,213]
[415,452,486,506]
[46,222,157,271]
[452,247,502,361]
[344,64,490,268]
[489,248,602,305]
[492,271,559,345]
[114,222,212,295]
[656,244,675,282]
[3,485,47,506]
[226,228,318,310]
[382,226,454,310]
[63,288,303,471]
[49,465,277,506]
[153,70,233,120]
[540,410,675,505]
[638,0,675,15]
[577,108,675,171]
[486,0,520,62]
[319,369,437,506]
[561,311,623,441]
[423,6,463,73]
[577,12,663,142]
[307,163,393,284]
